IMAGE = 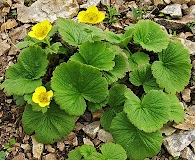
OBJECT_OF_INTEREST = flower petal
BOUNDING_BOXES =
[46,90,53,99]
[28,31,36,38]
[39,101,50,107]
[97,11,105,23]
[86,6,98,14]
[32,93,40,103]
[35,86,46,94]
[78,11,87,22]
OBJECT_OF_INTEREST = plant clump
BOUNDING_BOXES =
[1,6,192,159]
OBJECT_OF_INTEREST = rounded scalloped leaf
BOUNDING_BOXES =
[100,143,127,160]
[70,41,115,71]
[1,46,48,95]
[130,64,161,92]
[102,51,129,84]
[128,52,150,71]
[167,94,184,123]
[51,61,108,115]
[22,103,75,144]
[151,40,192,94]
[110,112,163,160]
[57,18,104,46]
[133,20,169,52]
[124,90,170,132]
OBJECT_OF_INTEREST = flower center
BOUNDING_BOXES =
[35,26,47,37]
[39,92,49,102]
[84,12,98,23]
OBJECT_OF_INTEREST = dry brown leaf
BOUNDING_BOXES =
[1,19,18,31]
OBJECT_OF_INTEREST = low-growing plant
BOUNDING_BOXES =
[104,5,120,24]
[0,151,6,160]
[67,143,127,160]
[4,139,16,151]
[1,6,192,160]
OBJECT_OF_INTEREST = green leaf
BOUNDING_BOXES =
[100,143,127,160]
[47,25,59,37]
[101,84,126,130]
[110,112,163,160]
[45,42,62,54]
[102,51,129,84]
[57,18,104,46]
[128,52,150,71]
[130,64,161,92]
[105,27,134,47]
[70,41,115,71]
[88,98,108,112]
[15,41,28,49]
[13,95,26,106]
[22,103,75,144]
[67,147,82,160]
[67,148,82,160]
[108,84,127,107]
[124,90,170,132]
[1,46,48,95]
[51,61,108,115]
[167,94,184,123]
[133,20,169,52]
[152,40,191,94]
[0,151,6,160]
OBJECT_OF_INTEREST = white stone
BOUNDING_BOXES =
[97,129,114,142]
[180,38,195,55]
[189,5,195,15]
[161,4,182,18]
[171,0,190,4]
[17,0,79,23]
[83,138,94,146]
[181,147,195,160]
[82,121,100,139]
[80,0,101,8]
[31,135,44,160]
[43,153,56,160]
[163,129,195,157]
[164,0,171,4]
[57,141,65,152]
[45,144,55,153]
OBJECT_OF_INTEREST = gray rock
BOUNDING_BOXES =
[171,0,190,4]
[100,0,110,5]
[163,129,195,157]
[82,121,100,139]
[31,135,44,160]
[97,129,114,142]
[17,0,79,23]
[0,41,10,56]
[83,138,94,146]
[181,147,195,160]
[43,153,56,160]
[45,144,55,153]
[180,38,195,55]
[189,5,195,15]
[57,141,65,152]
[155,15,195,30]
[160,4,182,18]
[80,0,101,8]
[164,0,171,4]
[153,0,165,6]
[181,88,191,102]
[191,25,195,34]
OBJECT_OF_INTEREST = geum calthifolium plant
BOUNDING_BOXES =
[1,5,192,160]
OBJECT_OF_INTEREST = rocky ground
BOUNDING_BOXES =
[0,0,195,160]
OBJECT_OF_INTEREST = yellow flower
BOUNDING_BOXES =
[32,86,53,107]
[28,20,52,40]
[78,6,105,24]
